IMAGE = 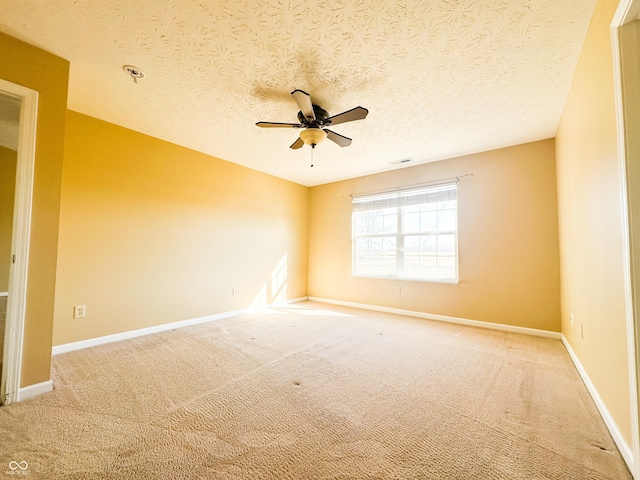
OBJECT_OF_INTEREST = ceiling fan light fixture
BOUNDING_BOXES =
[299,128,327,147]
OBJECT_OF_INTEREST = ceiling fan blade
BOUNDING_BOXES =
[291,89,315,121]
[325,129,352,147]
[325,106,368,126]
[290,137,304,149]
[256,121,302,128]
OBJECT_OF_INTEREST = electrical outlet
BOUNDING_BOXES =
[570,312,574,326]
[232,288,237,296]
[580,323,584,339]
[74,305,86,319]
[394,286,401,295]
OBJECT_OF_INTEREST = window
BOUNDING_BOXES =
[352,182,458,282]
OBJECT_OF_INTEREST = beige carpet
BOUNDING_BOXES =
[0,301,631,479]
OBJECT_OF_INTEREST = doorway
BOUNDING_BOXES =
[612,0,640,477]
[0,79,38,405]
[0,92,20,387]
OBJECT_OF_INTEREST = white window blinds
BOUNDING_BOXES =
[351,182,457,212]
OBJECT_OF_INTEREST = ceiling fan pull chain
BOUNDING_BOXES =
[310,146,314,167]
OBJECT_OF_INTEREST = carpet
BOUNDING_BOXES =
[0,301,631,479]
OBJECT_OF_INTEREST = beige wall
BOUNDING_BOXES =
[309,139,561,332]
[0,146,17,292]
[0,32,69,387]
[53,111,308,345]
[556,0,631,444]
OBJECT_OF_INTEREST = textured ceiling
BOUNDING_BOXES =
[1,0,596,186]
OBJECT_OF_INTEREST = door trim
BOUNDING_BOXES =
[0,79,38,405]
[612,0,640,477]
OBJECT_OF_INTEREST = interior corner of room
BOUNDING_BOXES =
[1,0,640,477]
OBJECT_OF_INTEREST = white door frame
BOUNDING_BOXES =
[612,0,640,477]
[0,79,38,405]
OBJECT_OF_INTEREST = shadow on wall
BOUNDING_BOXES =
[251,254,288,309]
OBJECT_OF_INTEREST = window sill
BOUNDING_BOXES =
[351,274,459,285]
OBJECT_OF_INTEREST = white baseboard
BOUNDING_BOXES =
[52,297,310,356]
[249,296,309,311]
[308,297,561,339]
[52,309,248,355]
[286,296,309,304]
[561,336,634,472]
[19,380,53,401]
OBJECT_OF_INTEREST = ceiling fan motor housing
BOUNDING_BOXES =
[298,105,329,126]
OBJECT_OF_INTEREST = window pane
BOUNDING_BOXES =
[355,236,396,276]
[382,213,397,233]
[400,234,457,279]
[355,214,369,235]
[404,235,419,253]
[404,212,420,233]
[421,235,437,254]
[420,211,437,231]
[355,237,376,274]
[420,256,438,277]
[383,236,396,253]
[405,203,456,235]
[437,256,456,279]
[381,237,397,275]
[354,208,396,235]
[437,235,455,254]
[404,253,420,277]
[372,215,383,233]
[438,210,456,231]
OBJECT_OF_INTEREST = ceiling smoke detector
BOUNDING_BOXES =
[123,65,145,83]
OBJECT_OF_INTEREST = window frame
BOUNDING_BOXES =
[351,183,459,284]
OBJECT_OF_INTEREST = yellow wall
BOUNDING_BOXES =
[309,139,561,332]
[556,0,631,444]
[0,146,17,292]
[53,111,308,345]
[0,32,69,387]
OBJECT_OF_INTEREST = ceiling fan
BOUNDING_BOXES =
[256,89,369,150]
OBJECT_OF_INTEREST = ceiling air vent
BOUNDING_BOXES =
[389,158,412,165]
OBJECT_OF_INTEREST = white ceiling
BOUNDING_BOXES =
[1,0,596,187]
